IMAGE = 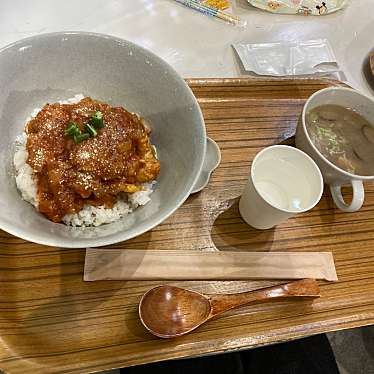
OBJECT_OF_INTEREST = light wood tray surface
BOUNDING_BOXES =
[1,78,374,374]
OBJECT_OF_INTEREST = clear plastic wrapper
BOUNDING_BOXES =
[233,39,339,76]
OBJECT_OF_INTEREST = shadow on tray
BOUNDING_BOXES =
[210,197,275,252]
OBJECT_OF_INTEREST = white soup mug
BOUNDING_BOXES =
[296,87,374,213]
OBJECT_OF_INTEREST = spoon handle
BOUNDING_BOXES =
[208,279,320,317]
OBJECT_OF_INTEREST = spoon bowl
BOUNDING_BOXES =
[139,279,320,338]
[139,286,212,338]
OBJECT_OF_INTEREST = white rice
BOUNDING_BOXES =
[13,95,155,227]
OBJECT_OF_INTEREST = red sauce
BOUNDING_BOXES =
[26,97,160,223]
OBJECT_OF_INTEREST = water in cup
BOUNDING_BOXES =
[253,157,313,212]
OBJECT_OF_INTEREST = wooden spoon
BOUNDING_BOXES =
[139,279,320,338]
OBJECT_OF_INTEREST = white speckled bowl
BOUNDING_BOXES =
[0,32,206,248]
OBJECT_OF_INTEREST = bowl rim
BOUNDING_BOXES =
[0,31,207,248]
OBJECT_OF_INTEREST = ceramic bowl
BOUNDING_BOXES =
[0,32,206,248]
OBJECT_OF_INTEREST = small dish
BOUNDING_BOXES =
[191,138,221,193]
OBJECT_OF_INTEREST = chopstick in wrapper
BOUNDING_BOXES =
[203,0,230,10]
[84,249,338,281]
[174,0,245,26]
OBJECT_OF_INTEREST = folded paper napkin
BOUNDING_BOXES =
[84,249,338,281]
[247,0,349,15]
[233,39,339,76]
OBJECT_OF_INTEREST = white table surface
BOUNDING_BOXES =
[0,3,372,371]
[0,1,373,94]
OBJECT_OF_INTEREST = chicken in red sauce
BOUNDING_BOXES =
[25,97,160,223]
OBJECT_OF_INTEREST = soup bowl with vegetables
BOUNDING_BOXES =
[296,87,374,213]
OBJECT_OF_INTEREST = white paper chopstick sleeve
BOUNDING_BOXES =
[84,249,338,282]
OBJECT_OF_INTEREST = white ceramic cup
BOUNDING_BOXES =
[239,145,323,230]
[296,87,374,213]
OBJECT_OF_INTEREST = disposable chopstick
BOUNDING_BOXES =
[174,0,243,25]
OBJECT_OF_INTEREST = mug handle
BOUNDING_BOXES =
[329,180,364,213]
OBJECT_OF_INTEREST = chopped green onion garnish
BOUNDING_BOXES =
[64,122,81,137]
[73,133,90,144]
[65,112,105,144]
[91,111,104,129]
[84,123,97,137]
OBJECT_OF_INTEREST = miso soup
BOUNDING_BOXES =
[306,104,374,176]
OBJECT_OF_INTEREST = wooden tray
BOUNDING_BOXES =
[2,78,374,374]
